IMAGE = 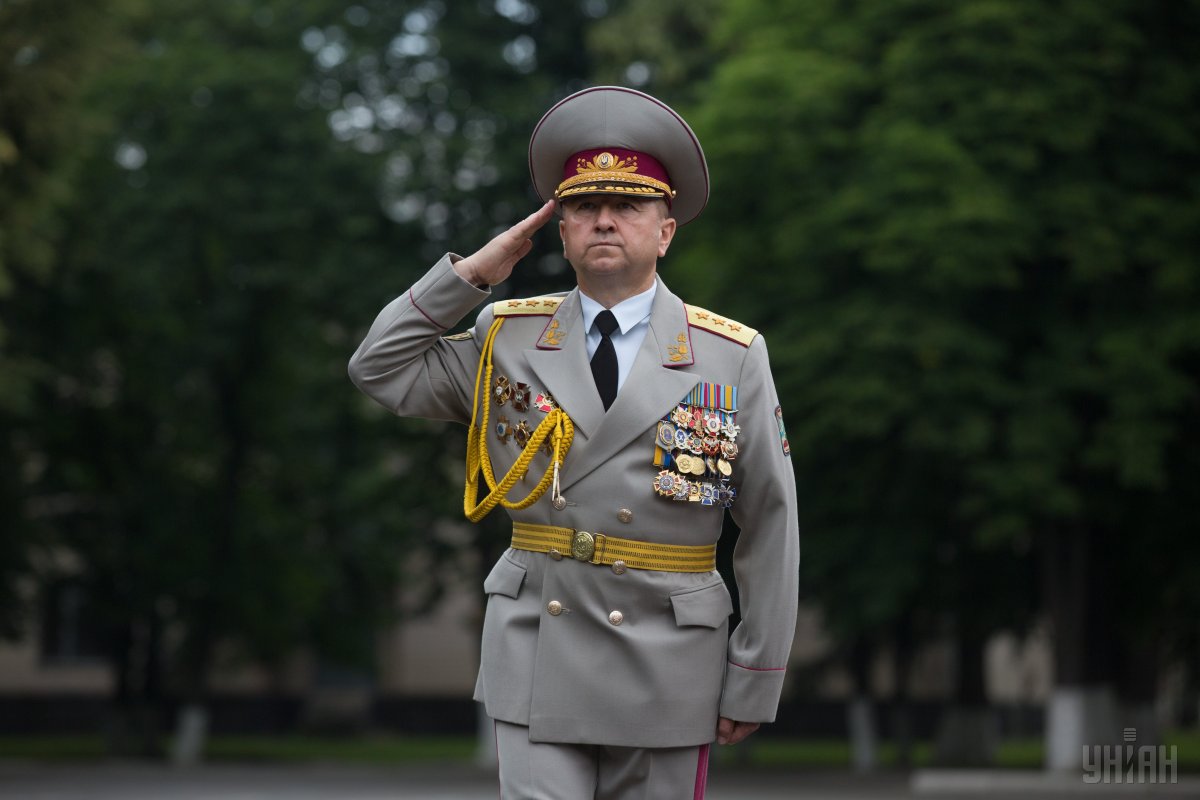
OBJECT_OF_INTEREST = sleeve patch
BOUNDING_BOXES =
[775,405,790,457]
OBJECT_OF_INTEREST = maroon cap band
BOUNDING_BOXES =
[556,148,675,204]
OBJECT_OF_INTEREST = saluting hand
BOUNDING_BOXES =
[453,199,556,287]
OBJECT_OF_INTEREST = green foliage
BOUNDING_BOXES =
[0,0,138,638]
[29,0,438,677]
[2,0,614,716]
[587,0,723,98]
[681,0,1200,659]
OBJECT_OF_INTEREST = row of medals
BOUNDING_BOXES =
[653,403,740,508]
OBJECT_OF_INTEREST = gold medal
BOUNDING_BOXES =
[657,421,676,449]
[717,458,732,477]
[654,470,679,497]
[676,453,694,474]
[690,457,706,476]
[493,375,512,405]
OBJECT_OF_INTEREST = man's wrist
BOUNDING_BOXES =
[451,256,487,289]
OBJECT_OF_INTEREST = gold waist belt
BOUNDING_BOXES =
[511,522,716,573]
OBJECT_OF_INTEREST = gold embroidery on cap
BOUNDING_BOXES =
[578,153,638,174]
[556,151,675,200]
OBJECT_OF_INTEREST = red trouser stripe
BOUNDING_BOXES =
[694,742,711,799]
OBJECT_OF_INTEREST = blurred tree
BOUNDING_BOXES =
[5,0,620,759]
[0,0,129,639]
[8,0,447,756]
[681,0,1199,768]
[587,0,721,100]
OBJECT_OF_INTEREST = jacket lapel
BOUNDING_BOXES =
[557,279,699,492]
[523,289,606,439]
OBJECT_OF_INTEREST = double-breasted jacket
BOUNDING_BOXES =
[349,255,799,747]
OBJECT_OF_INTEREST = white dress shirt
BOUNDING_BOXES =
[579,283,656,395]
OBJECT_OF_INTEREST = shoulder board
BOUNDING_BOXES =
[685,304,757,347]
[493,296,564,317]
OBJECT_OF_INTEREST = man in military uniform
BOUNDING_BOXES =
[349,87,798,799]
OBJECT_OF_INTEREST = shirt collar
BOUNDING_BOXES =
[579,282,657,336]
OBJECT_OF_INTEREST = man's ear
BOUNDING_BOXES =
[657,216,677,258]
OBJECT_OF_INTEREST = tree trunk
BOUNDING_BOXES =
[1117,635,1161,748]
[169,300,263,763]
[170,705,209,766]
[890,615,915,769]
[848,639,877,773]
[1043,524,1120,770]
[106,616,164,758]
[934,627,997,766]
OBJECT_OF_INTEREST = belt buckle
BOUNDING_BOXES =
[571,531,595,562]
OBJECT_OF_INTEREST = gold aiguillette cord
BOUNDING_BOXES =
[464,317,574,522]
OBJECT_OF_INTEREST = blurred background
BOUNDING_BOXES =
[1,0,1198,783]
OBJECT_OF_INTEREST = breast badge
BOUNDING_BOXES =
[511,383,532,412]
[650,382,739,508]
[490,375,555,460]
[493,375,513,405]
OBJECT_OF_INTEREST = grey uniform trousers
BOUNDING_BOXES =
[495,720,711,799]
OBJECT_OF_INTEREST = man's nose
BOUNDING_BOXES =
[593,204,616,229]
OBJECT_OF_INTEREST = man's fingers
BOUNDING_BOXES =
[509,198,556,239]
[716,718,759,746]
[454,202,554,287]
[500,239,534,272]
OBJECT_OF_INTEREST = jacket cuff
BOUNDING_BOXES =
[719,661,787,723]
[407,252,491,329]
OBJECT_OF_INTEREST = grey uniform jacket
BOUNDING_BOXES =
[349,255,799,748]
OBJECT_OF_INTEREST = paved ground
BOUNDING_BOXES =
[0,762,1196,799]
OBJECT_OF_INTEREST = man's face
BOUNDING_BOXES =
[558,195,677,288]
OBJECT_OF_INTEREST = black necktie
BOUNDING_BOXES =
[590,310,619,411]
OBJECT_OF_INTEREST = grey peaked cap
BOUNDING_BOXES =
[528,86,710,226]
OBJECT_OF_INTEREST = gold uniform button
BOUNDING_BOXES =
[548,549,563,561]
[617,508,633,524]
[547,600,563,616]
[608,610,624,626]
[611,560,627,575]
